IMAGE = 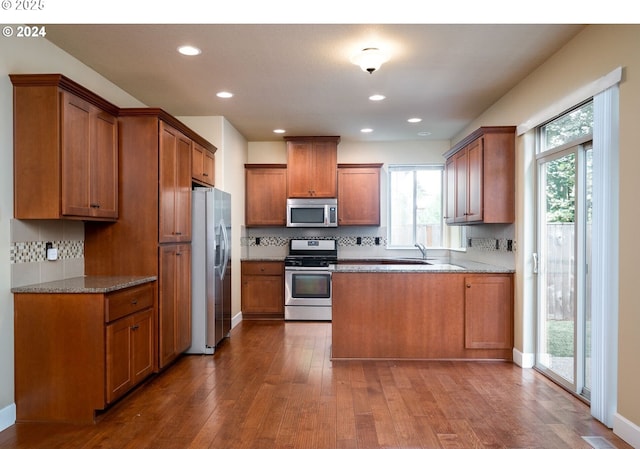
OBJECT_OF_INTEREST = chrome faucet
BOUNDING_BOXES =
[415,243,427,259]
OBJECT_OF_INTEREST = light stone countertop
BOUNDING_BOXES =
[331,259,514,273]
[11,275,157,294]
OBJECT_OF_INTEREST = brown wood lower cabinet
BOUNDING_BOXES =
[14,281,155,424]
[106,308,154,404]
[464,275,513,349]
[159,244,192,368]
[241,261,284,319]
[331,272,513,360]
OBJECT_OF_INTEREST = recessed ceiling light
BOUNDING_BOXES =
[177,45,201,56]
[417,131,432,136]
[408,117,422,123]
[216,91,233,98]
[361,128,373,133]
[273,129,286,134]
[369,94,386,101]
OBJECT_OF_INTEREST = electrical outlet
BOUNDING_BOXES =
[45,242,58,261]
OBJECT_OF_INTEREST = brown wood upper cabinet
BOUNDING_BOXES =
[245,164,287,227]
[192,141,216,186]
[285,136,339,198]
[337,163,382,226]
[159,122,192,243]
[11,74,119,220]
[443,126,515,224]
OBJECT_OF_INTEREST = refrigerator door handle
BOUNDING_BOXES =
[219,220,229,281]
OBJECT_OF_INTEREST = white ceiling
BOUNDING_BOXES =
[44,24,585,142]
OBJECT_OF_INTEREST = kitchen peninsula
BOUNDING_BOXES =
[331,261,514,361]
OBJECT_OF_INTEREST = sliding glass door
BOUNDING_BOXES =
[535,101,593,399]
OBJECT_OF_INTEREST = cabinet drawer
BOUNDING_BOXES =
[241,261,284,276]
[106,283,154,322]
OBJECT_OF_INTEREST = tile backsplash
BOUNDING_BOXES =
[10,219,85,288]
[242,223,516,270]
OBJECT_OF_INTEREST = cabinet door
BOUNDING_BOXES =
[337,165,380,226]
[466,138,483,222]
[175,135,192,241]
[287,141,315,197]
[454,149,468,223]
[311,140,338,198]
[61,92,118,220]
[192,142,215,186]
[464,275,513,349]
[241,261,284,318]
[159,123,192,243]
[61,92,92,217]
[245,167,287,226]
[159,245,177,367]
[444,158,456,224]
[175,244,192,354]
[131,308,154,384]
[202,149,215,186]
[191,142,204,182]
[159,244,192,368]
[90,110,118,219]
[106,315,133,403]
[106,308,154,403]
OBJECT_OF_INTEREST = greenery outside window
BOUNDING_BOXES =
[387,165,444,248]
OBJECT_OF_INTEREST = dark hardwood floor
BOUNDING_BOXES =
[0,321,632,449]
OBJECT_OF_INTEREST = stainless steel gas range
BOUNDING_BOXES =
[284,239,337,321]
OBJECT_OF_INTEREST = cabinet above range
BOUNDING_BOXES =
[285,136,339,198]
[11,74,120,221]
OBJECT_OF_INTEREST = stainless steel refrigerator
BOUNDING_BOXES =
[186,187,231,354]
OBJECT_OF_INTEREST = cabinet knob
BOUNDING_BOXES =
[203,172,208,176]
[466,284,471,288]
[131,299,138,305]
[131,324,140,331]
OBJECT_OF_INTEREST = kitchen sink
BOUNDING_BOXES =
[386,258,433,265]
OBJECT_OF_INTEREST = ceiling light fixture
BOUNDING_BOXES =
[360,128,374,133]
[177,45,201,56]
[351,47,389,74]
[273,129,286,134]
[216,91,233,98]
[408,117,422,123]
[369,94,386,101]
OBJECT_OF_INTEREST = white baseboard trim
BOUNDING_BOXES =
[613,413,640,448]
[512,348,535,368]
[231,311,242,329]
[0,403,16,433]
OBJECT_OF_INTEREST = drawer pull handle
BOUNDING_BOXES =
[131,324,140,331]
[131,299,138,305]
[90,203,100,208]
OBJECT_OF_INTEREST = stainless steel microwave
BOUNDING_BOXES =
[286,198,338,227]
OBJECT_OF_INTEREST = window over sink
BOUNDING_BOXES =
[387,164,464,250]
